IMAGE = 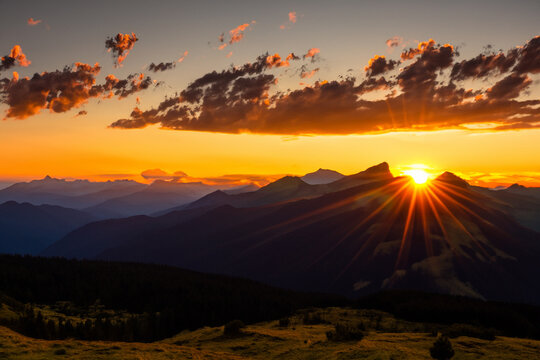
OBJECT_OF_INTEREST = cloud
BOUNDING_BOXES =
[140,169,278,187]
[364,55,397,76]
[229,22,253,44]
[0,62,156,119]
[105,33,139,66]
[289,12,297,23]
[226,51,233,58]
[303,48,320,60]
[0,45,31,72]
[148,62,175,72]
[300,68,319,79]
[178,50,189,63]
[386,36,403,49]
[27,18,41,26]
[141,169,187,181]
[280,11,298,29]
[400,39,437,60]
[266,53,300,68]
[108,36,540,135]
[75,110,88,117]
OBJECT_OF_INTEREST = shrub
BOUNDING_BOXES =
[278,317,290,327]
[326,323,364,342]
[430,335,454,360]
[223,320,245,336]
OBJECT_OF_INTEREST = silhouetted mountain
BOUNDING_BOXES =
[84,181,219,218]
[45,167,540,304]
[0,176,145,209]
[301,168,344,185]
[326,162,394,191]
[158,162,394,214]
[0,201,95,255]
[505,183,540,199]
[473,184,540,232]
[434,172,469,188]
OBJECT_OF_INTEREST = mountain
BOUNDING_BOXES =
[0,201,95,255]
[157,162,393,215]
[506,183,540,200]
[301,168,344,185]
[0,176,145,209]
[473,183,540,232]
[44,164,540,304]
[83,180,224,218]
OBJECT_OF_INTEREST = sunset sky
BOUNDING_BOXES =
[1,0,539,188]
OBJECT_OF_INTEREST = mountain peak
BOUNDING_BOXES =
[507,183,526,190]
[301,168,344,185]
[435,171,469,188]
[352,162,392,178]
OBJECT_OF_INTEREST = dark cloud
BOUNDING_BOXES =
[487,73,531,100]
[451,51,518,80]
[75,110,88,117]
[106,36,540,134]
[105,33,139,66]
[148,62,175,72]
[0,62,156,119]
[364,55,397,77]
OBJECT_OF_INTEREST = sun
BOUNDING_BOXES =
[403,169,429,184]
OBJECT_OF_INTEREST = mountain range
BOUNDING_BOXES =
[40,163,540,304]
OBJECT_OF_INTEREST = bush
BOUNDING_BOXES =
[223,320,245,336]
[278,317,290,327]
[326,323,364,342]
[430,335,454,360]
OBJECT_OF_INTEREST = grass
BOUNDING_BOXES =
[1,307,539,359]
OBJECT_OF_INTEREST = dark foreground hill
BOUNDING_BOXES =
[1,255,540,346]
[0,254,343,342]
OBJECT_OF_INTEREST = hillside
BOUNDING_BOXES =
[1,307,540,359]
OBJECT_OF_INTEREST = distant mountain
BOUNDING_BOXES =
[84,181,223,218]
[506,183,540,200]
[44,164,540,304]
[156,162,393,215]
[301,169,344,185]
[0,201,95,255]
[473,183,540,232]
[0,176,145,209]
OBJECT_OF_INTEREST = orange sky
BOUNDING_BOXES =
[1,2,539,188]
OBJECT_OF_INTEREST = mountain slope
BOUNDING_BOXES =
[46,170,540,303]
[0,201,95,255]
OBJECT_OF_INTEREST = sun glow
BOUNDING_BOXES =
[403,169,429,184]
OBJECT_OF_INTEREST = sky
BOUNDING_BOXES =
[1,0,539,187]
